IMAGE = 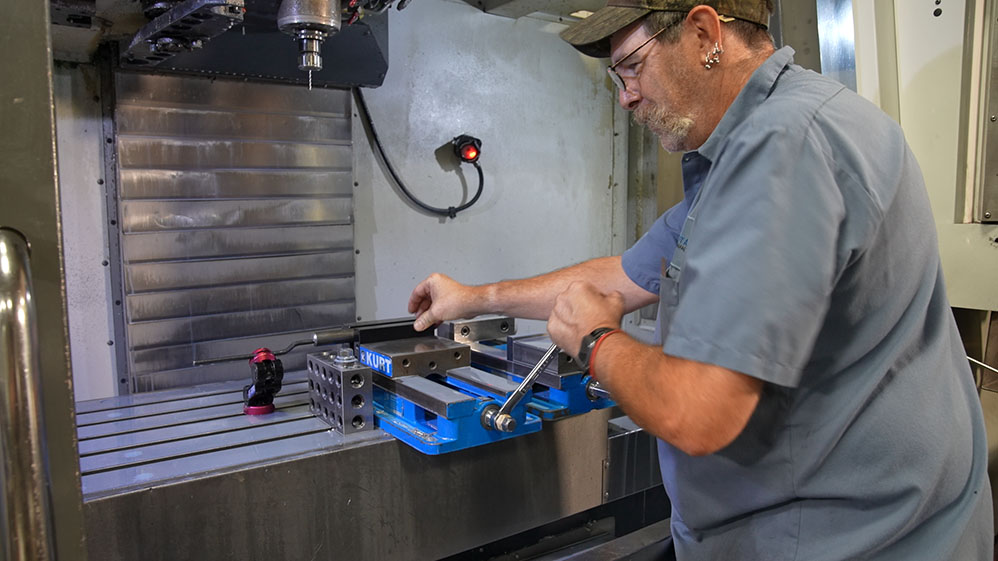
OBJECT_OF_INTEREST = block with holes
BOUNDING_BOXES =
[307,349,374,435]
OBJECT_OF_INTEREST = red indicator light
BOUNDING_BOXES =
[452,134,482,163]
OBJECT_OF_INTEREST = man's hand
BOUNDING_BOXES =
[408,273,482,332]
[547,281,625,357]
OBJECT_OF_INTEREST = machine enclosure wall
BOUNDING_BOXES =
[55,0,628,400]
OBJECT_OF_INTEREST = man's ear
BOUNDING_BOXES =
[685,5,723,52]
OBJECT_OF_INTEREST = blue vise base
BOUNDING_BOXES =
[365,357,541,455]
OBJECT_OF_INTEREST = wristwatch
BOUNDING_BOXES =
[576,327,616,374]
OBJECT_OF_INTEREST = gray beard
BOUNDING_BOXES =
[634,103,694,153]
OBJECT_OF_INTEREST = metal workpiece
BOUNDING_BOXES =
[472,344,572,390]
[0,228,56,560]
[509,334,583,376]
[122,0,246,67]
[438,316,517,344]
[358,336,470,378]
[306,350,374,434]
[488,343,559,432]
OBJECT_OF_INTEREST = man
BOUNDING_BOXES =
[408,1,993,558]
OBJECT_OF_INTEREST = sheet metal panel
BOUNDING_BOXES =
[118,137,352,170]
[120,198,352,232]
[121,224,353,262]
[113,73,355,391]
[115,72,351,116]
[116,105,351,143]
[119,168,352,198]
[124,252,353,293]
[126,277,354,321]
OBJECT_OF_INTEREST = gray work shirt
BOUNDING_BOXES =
[621,47,993,560]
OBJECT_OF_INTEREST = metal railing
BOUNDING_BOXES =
[0,227,56,560]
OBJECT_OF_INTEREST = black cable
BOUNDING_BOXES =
[353,87,484,219]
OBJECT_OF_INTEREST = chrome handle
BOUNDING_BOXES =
[0,227,56,560]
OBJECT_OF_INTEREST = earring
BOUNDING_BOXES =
[704,42,723,69]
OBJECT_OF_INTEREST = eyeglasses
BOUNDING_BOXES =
[606,25,669,92]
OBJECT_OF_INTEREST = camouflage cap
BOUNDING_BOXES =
[560,0,770,58]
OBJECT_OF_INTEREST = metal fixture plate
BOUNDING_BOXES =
[438,316,517,343]
[358,337,470,377]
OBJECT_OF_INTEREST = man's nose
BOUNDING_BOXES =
[618,87,640,111]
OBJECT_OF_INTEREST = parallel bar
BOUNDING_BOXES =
[78,406,314,456]
[373,374,474,418]
[80,416,330,474]
[77,392,309,439]
[446,366,519,397]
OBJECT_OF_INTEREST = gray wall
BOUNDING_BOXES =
[352,0,627,330]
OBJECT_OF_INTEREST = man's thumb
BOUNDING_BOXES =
[413,310,435,332]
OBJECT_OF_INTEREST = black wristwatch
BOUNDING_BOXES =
[576,327,617,374]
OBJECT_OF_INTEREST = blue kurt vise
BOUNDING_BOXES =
[355,336,542,454]
[306,316,613,456]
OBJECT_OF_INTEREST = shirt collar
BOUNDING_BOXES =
[696,46,796,162]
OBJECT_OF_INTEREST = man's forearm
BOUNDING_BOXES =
[591,333,763,457]
[483,256,656,320]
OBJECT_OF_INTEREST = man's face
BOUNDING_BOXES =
[610,20,704,152]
